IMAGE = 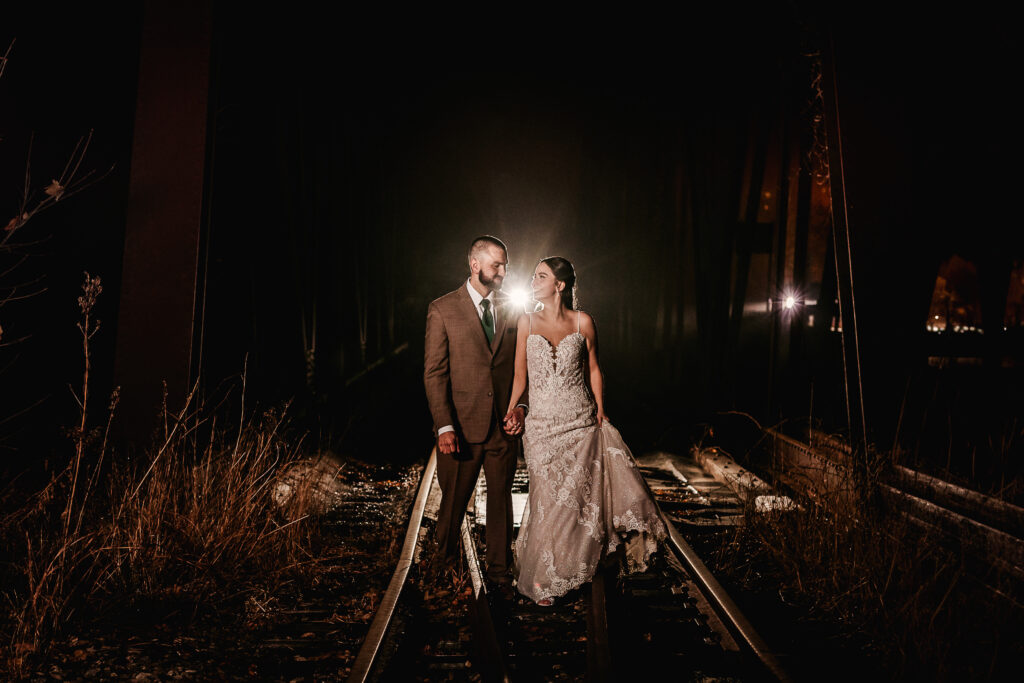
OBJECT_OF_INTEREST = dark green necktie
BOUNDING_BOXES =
[480,299,495,343]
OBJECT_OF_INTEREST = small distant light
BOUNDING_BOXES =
[934,315,940,320]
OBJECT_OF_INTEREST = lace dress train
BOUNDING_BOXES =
[513,326,666,604]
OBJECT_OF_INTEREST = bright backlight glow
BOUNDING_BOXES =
[504,287,532,313]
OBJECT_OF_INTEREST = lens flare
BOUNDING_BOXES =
[504,287,532,313]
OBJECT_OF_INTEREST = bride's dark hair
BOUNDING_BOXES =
[540,256,577,310]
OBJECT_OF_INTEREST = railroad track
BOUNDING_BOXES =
[348,448,790,682]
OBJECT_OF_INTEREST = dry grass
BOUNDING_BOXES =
[0,279,324,676]
[710,452,1023,681]
[0,385,323,675]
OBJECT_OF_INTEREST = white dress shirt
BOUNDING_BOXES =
[466,278,495,321]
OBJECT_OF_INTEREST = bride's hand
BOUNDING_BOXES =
[503,407,525,436]
[596,411,607,427]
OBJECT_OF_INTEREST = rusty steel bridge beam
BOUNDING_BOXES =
[114,0,212,443]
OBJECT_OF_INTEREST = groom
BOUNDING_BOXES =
[424,235,526,586]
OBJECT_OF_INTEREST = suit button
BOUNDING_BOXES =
[487,391,492,396]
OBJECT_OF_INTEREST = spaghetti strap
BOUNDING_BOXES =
[576,310,580,334]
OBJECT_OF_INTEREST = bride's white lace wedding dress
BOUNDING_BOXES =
[513,312,667,604]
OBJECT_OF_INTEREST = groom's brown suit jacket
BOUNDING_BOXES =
[424,285,521,443]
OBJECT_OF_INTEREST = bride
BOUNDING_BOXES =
[504,256,666,606]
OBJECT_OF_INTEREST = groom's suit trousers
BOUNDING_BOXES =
[433,419,518,578]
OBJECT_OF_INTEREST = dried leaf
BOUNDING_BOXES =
[44,179,65,200]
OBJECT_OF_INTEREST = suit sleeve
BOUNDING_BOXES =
[424,301,455,434]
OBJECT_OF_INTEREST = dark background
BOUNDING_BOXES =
[2,4,1020,477]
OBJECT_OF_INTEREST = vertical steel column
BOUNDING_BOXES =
[114,0,212,442]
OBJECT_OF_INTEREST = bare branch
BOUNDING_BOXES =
[0,253,30,279]
[22,133,34,212]
[0,394,49,428]
[0,233,55,253]
[0,272,47,294]
[67,384,83,410]
[0,284,49,308]
[0,39,13,80]
[2,132,113,248]
[0,332,33,348]
[64,129,94,188]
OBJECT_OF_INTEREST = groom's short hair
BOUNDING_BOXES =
[468,235,507,266]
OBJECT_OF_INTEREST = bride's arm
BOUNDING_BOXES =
[581,313,606,426]
[505,314,531,415]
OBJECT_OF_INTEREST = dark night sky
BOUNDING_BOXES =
[1,4,1020,464]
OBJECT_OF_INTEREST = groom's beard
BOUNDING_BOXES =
[480,272,504,290]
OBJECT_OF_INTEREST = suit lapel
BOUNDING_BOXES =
[456,285,491,351]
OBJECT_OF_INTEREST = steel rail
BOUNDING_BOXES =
[656,502,792,682]
[461,516,486,599]
[347,449,437,683]
[349,447,788,681]
[461,514,512,682]
[584,569,612,681]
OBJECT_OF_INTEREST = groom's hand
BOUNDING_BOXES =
[503,406,525,436]
[438,432,459,454]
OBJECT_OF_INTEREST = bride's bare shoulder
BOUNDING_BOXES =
[577,310,597,332]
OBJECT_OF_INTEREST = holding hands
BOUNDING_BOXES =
[503,406,526,436]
